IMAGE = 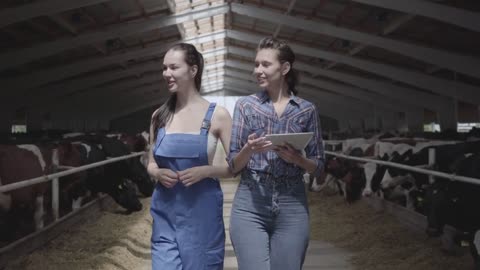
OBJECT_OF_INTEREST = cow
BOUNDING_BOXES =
[119,133,148,153]
[74,142,143,212]
[98,137,154,197]
[314,155,366,203]
[53,142,89,216]
[424,153,480,269]
[0,145,50,241]
[362,141,480,209]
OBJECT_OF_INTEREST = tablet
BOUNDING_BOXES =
[265,132,314,150]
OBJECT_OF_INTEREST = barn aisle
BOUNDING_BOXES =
[3,179,353,270]
[3,179,471,270]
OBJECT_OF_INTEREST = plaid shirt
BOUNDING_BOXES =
[227,91,325,179]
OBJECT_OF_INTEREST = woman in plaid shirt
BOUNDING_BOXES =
[227,37,325,270]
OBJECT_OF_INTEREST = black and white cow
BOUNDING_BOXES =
[74,141,143,212]
[98,137,153,197]
[424,152,480,268]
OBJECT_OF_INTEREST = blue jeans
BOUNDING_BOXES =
[230,174,310,270]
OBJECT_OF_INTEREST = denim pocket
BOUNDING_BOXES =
[287,113,308,133]
[246,114,265,136]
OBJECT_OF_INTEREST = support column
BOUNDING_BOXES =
[437,98,457,131]
[0,107,14,133]
[27,108,43,131]
[363,117,374,131]
[478,105,480,123]
[406,109,424,133]
[350,118,364,133]
[381,111,398,131]
[338,119,350,132]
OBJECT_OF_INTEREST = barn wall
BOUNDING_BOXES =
[406,109,424,132]
[381,113,398,131]
[0,108,14,133]
[319,115,339,132]
[110,105,157,134]
[437,98,457,130]
[458,101,480,123]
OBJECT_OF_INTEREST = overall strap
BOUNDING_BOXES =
[200,103,217,136]
[154,127,166,152]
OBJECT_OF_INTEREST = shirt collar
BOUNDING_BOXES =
[257,90,301,106]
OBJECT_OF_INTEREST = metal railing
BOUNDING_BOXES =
[0,151,145,221]
[323,140,480,186]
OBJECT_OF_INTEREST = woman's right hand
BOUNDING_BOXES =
[151,167,179,188]
[246,133,273,154]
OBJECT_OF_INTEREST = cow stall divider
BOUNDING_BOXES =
[0,151,146,268]
[323,140,480,231]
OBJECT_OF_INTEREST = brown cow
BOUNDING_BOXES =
[0,144,50,241]
[53,142,88,216]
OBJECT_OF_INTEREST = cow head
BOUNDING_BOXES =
[111,179,142,212]
[362,163,387,197]
[126,158,154,197]
[120,134,147,152]
[424,181,449,237]
[101,137,153,197]
[326,157,348,178]
[343,167,366,203]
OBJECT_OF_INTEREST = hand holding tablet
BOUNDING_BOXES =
[265,132,314,151]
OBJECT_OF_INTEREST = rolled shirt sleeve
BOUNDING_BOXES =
[304,104,325,177]
[226,98,249,175]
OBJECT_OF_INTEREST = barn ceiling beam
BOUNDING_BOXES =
[107,88,169,115]
[300,94,366,121]
[3,40,173,94]
[98,94,167,120]
[0,3,229,71]
[325,13,415,69]
[352,0,480,33]
[2,31,226,94]
[214,83,359,121]
[54,75,164,110]
[202,84,225,94]
[43,54,225,107]
[28,61,163,107]
[0,0,111,28]
[104,85,359,123]
[220,85,255,95]
[86,84,167,114]
[223,59,414,113]
[226,45,443,111]
[53,82,166,116]
[27,37,441,113]
[48,67,227,114]
[226,29,480,104]
[272,0,297,38]
[230,3,480,79]
[31,51,226,109]
[223,71,382,116]
[223,76,374,116]
[216,88,251,96]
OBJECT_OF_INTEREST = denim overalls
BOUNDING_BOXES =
[151,103,224,270]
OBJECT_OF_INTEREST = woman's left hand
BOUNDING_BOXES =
[274,143,302,164]
[178,166,209,187]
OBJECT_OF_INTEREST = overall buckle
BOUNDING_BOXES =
[201,120,211,130]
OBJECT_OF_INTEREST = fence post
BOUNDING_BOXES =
[428,148,436,184]
[52,165,59,221]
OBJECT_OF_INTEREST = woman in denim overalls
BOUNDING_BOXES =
[147,43,232,270]
[228,37,325,270]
